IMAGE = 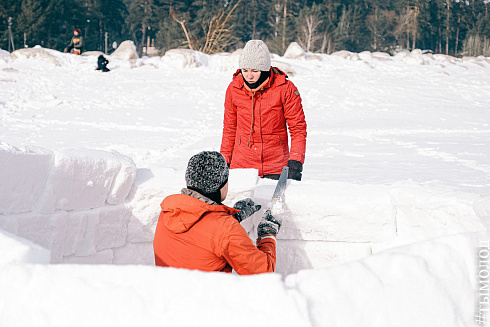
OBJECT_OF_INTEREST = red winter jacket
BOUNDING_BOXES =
[153,190,276,275]
[220,68,307,177]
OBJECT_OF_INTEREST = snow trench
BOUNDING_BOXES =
[0,142,487,275]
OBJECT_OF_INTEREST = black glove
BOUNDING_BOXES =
[257,210,282,239]
[287,160,303,181]
[233,198,261,222]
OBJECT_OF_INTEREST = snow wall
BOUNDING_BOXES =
[1,141,488,275]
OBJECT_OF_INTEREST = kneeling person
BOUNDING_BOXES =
[153,151,281,275]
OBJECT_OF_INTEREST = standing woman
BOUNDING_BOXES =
[220,40,307,181]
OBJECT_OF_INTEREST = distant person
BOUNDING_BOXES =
[220,39,307,181]
[96,55,110,72]
[153,151,282,275]
[64,29,83,55]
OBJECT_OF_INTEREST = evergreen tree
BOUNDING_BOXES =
[16,0,47,48]
[0,0,21,50]
[126,0,163,52]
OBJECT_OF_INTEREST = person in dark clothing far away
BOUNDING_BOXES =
[96,55,110,72]
[64,29,83,55]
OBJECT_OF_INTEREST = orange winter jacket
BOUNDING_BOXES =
[153,190,276,275]
[220,67,307,177]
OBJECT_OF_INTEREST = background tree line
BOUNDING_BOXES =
[1,0,489,56]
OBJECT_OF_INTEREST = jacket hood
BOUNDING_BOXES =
[160,193,238,233]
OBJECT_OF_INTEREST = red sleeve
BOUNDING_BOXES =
[220,84,237,165]
[220,220,276,275]
[283,81,307,164]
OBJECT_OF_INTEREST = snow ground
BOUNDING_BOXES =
[1,44,490,326]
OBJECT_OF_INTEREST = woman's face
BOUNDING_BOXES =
[242,69,261,84]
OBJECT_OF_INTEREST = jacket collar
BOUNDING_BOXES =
[181,188,218,205]
[232,67,287,90]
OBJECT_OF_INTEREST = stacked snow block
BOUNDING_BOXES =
[253,180,396,276]
[0,143,137,263]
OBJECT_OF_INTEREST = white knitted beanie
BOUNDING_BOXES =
[239,40,271,71]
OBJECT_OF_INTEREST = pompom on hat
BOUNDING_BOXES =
[185,151,229,195]
[239,40,271,72]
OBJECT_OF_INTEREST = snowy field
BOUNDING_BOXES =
[1,43,490,326]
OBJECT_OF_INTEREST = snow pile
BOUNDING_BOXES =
[223,48,241,71]
[331,50,360,61]
[161,49,208,68]
[0,49,10,64]
[10,46,61,66]
[285,232,485,327]
[110,40,138,64]
[401,49,425,65]
[284,42,307,60]
[0,231,485,327]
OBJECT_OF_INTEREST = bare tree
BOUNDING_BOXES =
[297,13,323,52]
[394,6,418,50]
[170,7,194,50]
[200,0,242,54]
[170,1,242,54]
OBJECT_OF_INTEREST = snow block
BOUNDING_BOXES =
[276,240,372,276]
[0,142,53,215]
[72,210,99,257]
[62,204,131,257]
[63,210,93,257]
[126,167,183,243]
[113,242,155,265]
[0,229,50,264]
[95,205,131,251]
[257,181,396,243]
[107,150,137,205]
[63,249,114,264]
[36,148,135,214]
[14,211,67,263]
[390,182,487,244]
